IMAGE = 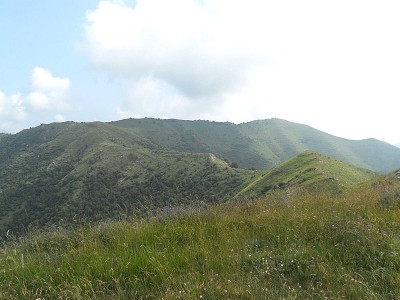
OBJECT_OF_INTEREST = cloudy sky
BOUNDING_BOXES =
[1,0,399,144]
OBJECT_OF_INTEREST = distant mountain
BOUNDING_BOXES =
[235,151,378,199]
[0,118,399,236]
[113,118,400,173]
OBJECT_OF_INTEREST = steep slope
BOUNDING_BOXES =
[0,122,253,235]
[235,151,378,199]
[112,118,400,172]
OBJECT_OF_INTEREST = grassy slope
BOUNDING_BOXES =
[1,176,400,299]
[236,151,378,199]
[113,118,400,172]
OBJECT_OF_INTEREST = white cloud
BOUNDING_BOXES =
[117,107,136,119]
[0,68,71,133]
[82,0,400,144]
[26,67,71,110]
[83,0,263,98]
[0,91,28,132]
[0,91,27,120]
[54,114,66,122]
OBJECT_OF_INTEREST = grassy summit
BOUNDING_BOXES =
[236,151,378,199]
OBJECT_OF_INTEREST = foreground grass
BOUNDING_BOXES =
[1,183,400,299]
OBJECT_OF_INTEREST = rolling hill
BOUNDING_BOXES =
[0,118,399,236]
[0,122,254,236]
[235,151,378,199]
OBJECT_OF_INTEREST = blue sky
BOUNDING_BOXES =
[0,0,120,127]
[1,0,400,144]
[0,1,90,91]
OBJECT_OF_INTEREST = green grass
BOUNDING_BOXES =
[1,179,400,299]
[236,151,377,199]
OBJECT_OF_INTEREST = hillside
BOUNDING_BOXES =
[0,118,398,236]
[0,122,253,236]
[237,119,400,172]
[113,118,264,169]
[1,119,399,298]
[113,118,400,172]
[1,174,399,299]
[236,151,378,199]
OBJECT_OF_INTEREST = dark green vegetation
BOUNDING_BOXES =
[0,133,8,140]
[0,118,399,237]
[0,122,252,236]
[236,151,378,199]
[1,175,400,299]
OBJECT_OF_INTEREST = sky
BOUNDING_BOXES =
[1,0,400,144]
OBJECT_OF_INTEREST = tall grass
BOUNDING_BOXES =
[0,184,400,299]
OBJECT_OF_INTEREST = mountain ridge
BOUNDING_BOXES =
[0,117,399,236]
[235,151,378,199]
[0,121,254,235]
[111,117,400,172]
[2,118,400,173]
